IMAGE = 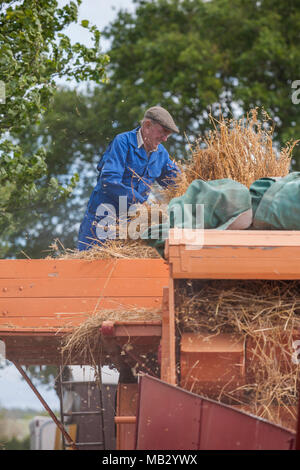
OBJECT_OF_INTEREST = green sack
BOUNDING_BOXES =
[169,178,252,230]
[249,177,279,217]
[143,178,253,257]
[253,172,300,230]
[141,223,169,258]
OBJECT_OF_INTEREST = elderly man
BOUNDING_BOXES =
[77,106,179,250]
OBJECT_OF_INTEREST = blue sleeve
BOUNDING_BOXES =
[156,155,180,188]
[99,135,147,205]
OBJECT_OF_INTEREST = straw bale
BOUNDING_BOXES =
[47,238,160,260]
[176,279,300,429]
[163,108,298,201]
[60,307,161,369]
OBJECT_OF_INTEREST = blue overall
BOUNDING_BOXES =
[77,127,178,250]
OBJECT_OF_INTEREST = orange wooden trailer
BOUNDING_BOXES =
[0,258,168,362]
[1,230,300,449]
[0,258,169,449]
[164,229,300,432]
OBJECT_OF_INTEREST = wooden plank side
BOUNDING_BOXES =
[116,383,139,450]
[0,259,168,279]
[161,279,177,385]
[167,230,300,279]
[0,315,160,330]
[170,255,300,279]
[0,322,162,336]
[0,316,91,329]
[0,258,167,332]
[170,246,300,259]
[168,229,300,247]
[0,296,163,318]
[0,277,168,298]
[160,287,171,383]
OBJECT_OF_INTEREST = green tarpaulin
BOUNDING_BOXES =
[143,178,252,257]
[143,172,300,258]
[250,172,300,230]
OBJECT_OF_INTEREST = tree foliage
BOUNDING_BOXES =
[98,0,300,156]
[0,0,109,257]
[3,0,300,258]
[7,88,102,258]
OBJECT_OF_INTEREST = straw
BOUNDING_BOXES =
[176,279,300,429]
[60,307,162,368]
[163,108,298,201]
[47,238,160,260]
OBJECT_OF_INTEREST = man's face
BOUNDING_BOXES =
[143,121,172,150]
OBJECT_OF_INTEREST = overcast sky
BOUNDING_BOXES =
[55,0,136,88]
[0,1,131,411]
[58,0,136,50]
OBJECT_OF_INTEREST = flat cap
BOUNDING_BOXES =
[144,106,179,133]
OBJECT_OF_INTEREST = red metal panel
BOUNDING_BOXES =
[136,377,200,450]
[135,375,296,450]
[199,400,294,450]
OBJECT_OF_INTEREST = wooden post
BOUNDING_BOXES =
[160,284,176,385]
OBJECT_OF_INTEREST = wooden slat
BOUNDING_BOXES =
[0,329,69,336]
[0,316,97,329]
[116,384,138,450]
[169,245,300,259]
[167,230,300,279]
[170,255,300,279]
[160,287,171,382]
[0,321,162,336]
[0,258,168,332]
[0,277,167,298]
[168,229,300,247]
[0,258,167,361]
[0,296,163,317]
[160,282,176,385]
[0,259,168,279]
[114,324,161,337]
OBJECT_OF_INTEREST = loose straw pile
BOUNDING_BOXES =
[176,279,300,429]
[164,108,297,201]
[47,238,160,259]
[60,307,161,368]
